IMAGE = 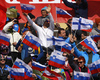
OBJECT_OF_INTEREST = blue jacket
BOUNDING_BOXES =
[55,36,70,51]
[63,0,88,19]
[71,42,100,66]
[16,39,43,61]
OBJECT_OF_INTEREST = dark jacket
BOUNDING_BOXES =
[63,0,88,19]
[68,54,90,80]
[0,65,10,80]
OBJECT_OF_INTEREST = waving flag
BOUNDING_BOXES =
[80,36,99,53]
[88,59,100,76]
[47,36,66,47]
[42,67,62,80]
[91,34,100,42]
[13,58,34,80]
[0,31,10,46]
[61,43,72,53]
[74,71,90,80]
[0,4,7,30]
[8,68,24,80]
[56,7,72,16]
[32,61,46,71]
[48,50,66,68]
[72,17,93,32]
[20,3,35,13]
[22,31,42,50]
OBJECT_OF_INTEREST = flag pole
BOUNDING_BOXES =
[73,38,84,49]
[56,7,57,23]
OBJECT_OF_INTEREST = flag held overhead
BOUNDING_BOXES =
[20,3,35,13]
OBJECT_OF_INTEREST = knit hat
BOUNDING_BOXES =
[28,13,35,19]
[0,44,9,55]
[95,18,100,25]
[41,6,48,11]
[23,56,32,64]
[10,6,16,9]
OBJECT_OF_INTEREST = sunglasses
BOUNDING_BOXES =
[78,61,83,64]
[46,19,50,22]
[0,59,6,61]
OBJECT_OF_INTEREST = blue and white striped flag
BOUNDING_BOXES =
[72,17,93,32]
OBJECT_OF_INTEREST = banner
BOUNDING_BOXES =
[0,0,100,23]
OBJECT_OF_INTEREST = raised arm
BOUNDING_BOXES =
[46,5,54,31]
[63,0,75,8]
[26,15,41,33]
[48,13,54,31]
[3,20,14,32]
[68,49,78,70]
[81,0,88,8]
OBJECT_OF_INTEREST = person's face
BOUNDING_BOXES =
[31,18,35,22]
[73,57,78,64]
[0,58,6,65]
[41,10,47,17]
[59,30,66,38]
[81,34,86,40]
[78,59,85,68]
[87,49,92,53]
[44,19,50,27]
[28,61,32,68]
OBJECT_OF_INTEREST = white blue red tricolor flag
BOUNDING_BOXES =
[32,61,46,71]
[61,43,72,53]
[88,59,100,76]
[22,31,42,50]
[48,50,66,68]
[91,34,100,42]
[13,58,34,80]
[47,36,66,47]
[0,31,10,46]
[56,7,72,16]
[80,36,99,53]
[8,68,25,80]
[20,3,35,13]
[72,17,93,32]
[74,71,90,80]
[42,67,62,80]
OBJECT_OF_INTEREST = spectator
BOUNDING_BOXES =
[55,28,70,51]
[70,38,100,66]
[0,44,13,67]
[66,18,72,36]
[0,54,11,80]
[16,30,43,60]
[63,0,88,19]
[35,6,49,27]
[3,19,21,61]
[90,18,100,36]
[23,56,42,80]
[22,13,37,36]
[68,49,90,80]
[23,5,54,65]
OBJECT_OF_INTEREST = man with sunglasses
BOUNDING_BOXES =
[0,54,11,80]
[23,5,54,65]
[68,49,90,80]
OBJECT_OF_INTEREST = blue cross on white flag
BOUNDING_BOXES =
[72,17,93,32]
